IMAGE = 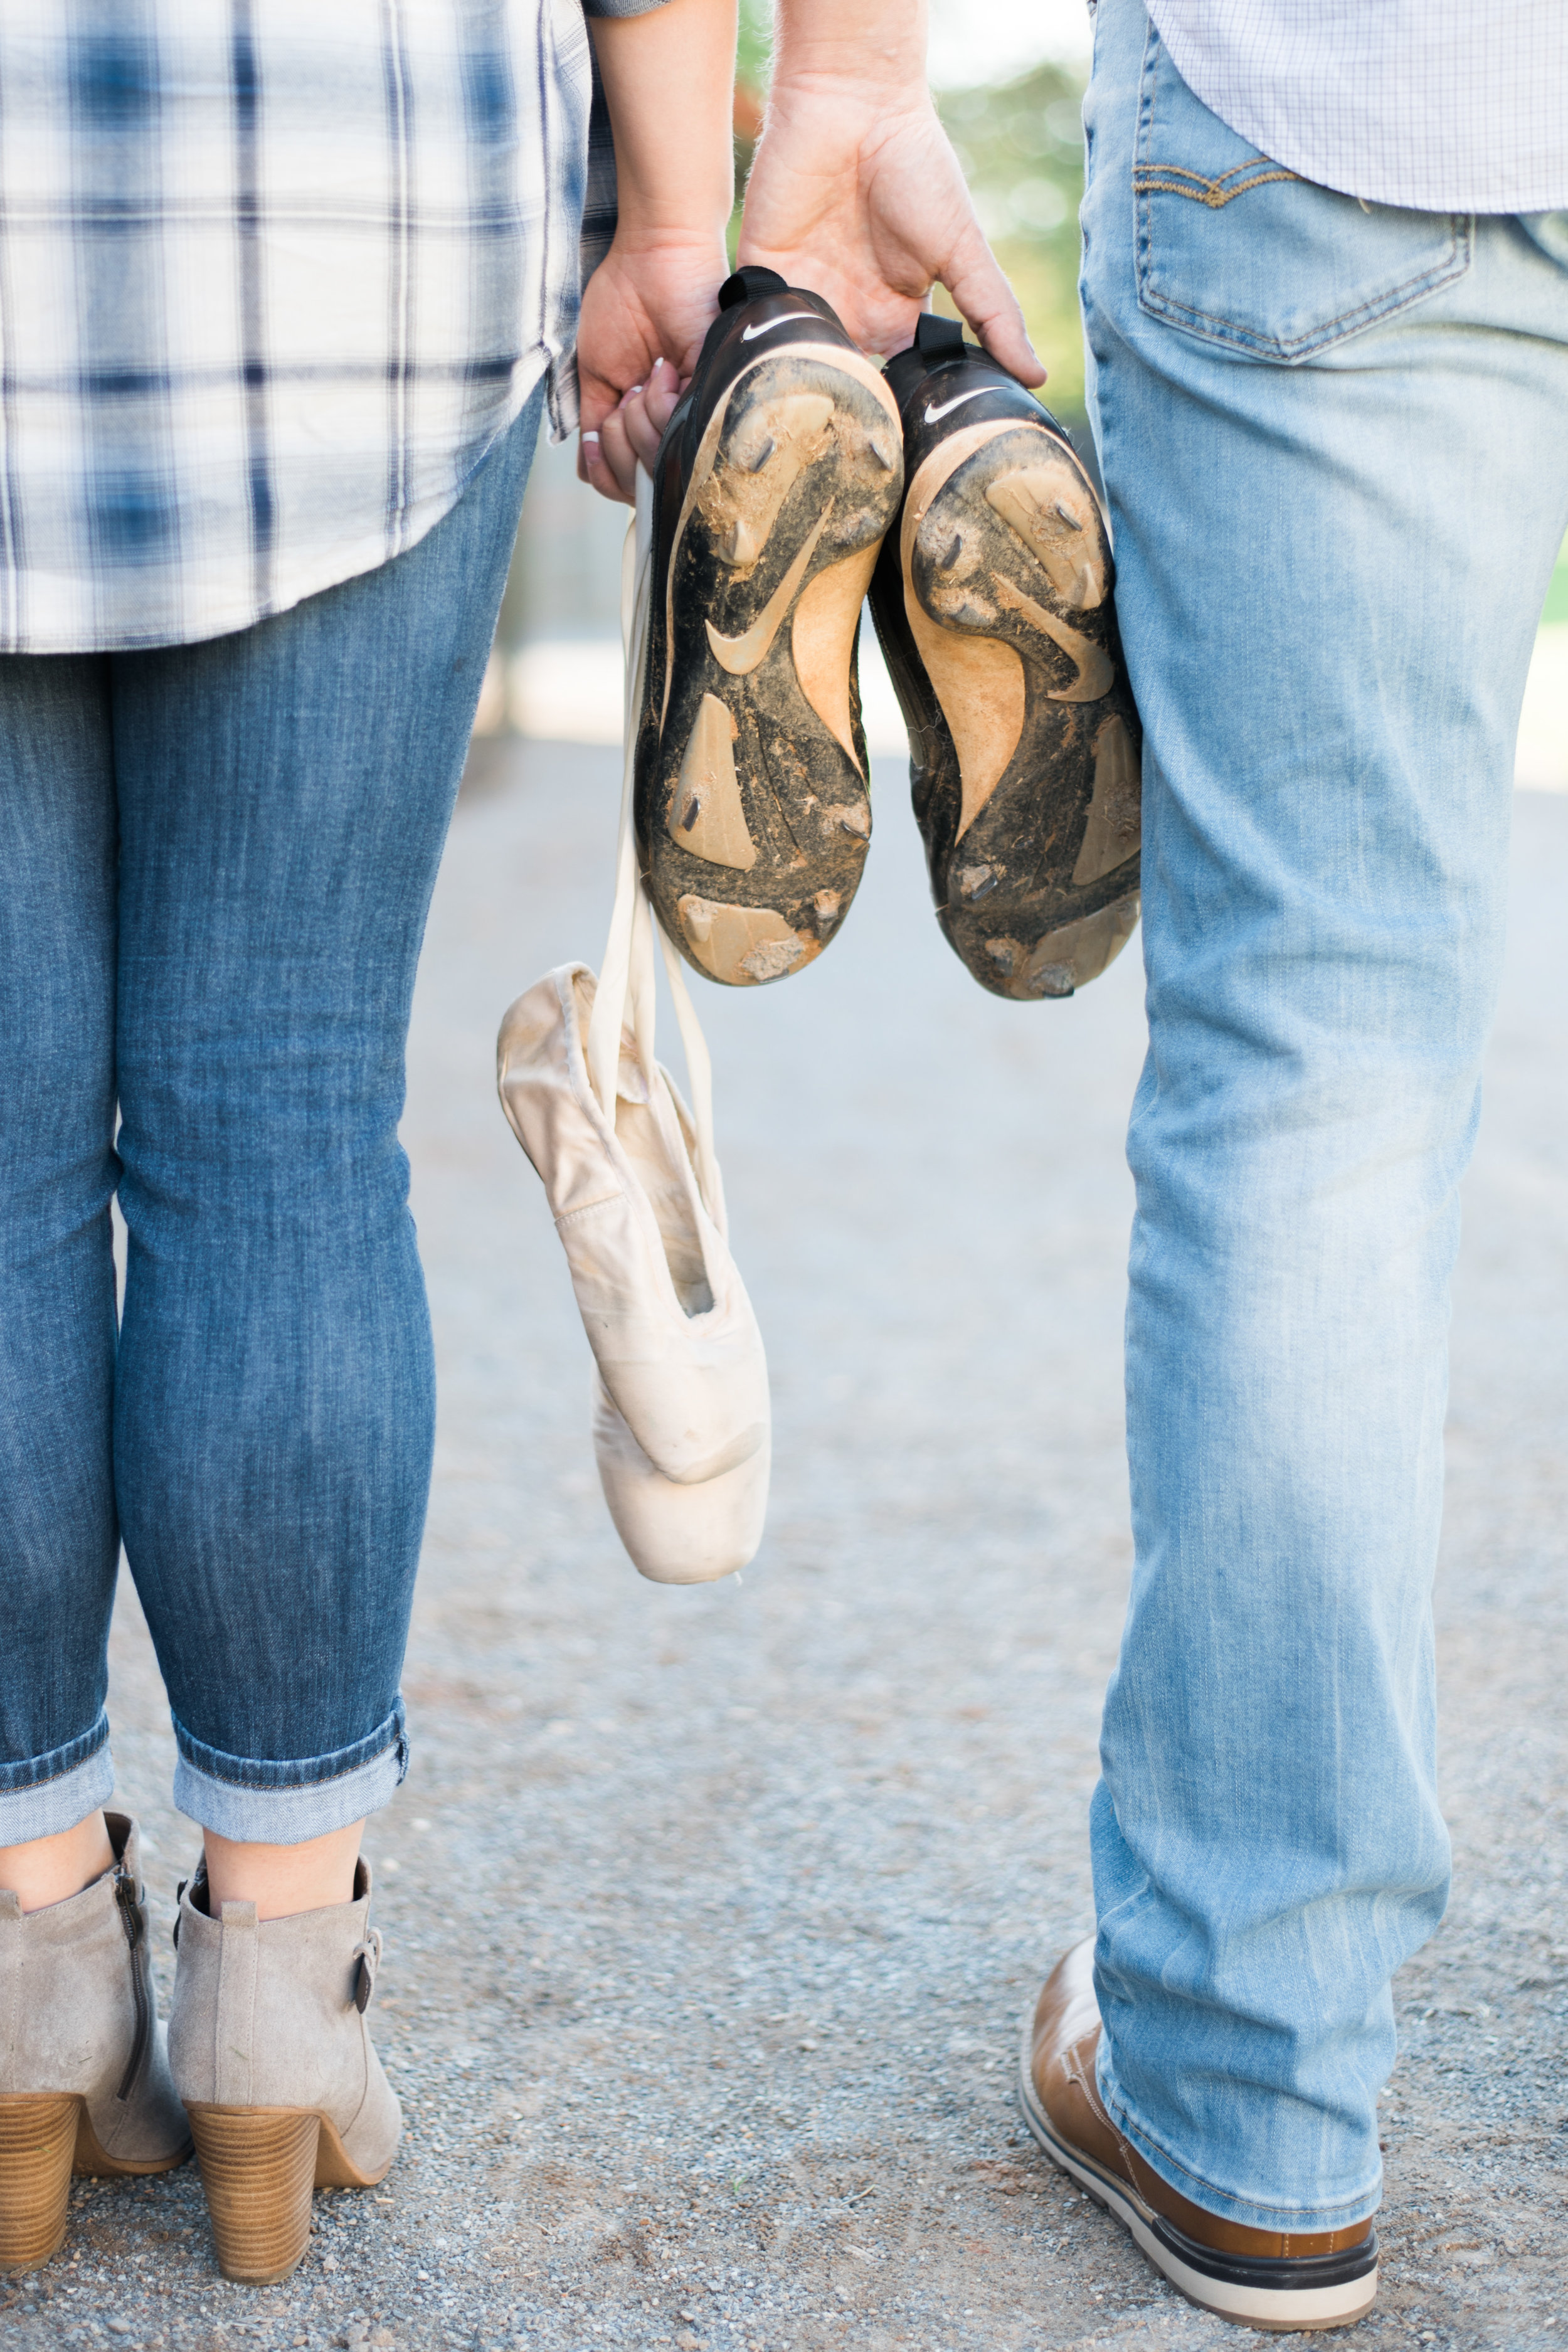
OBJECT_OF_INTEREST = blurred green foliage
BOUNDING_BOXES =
[736,0,771,109]
[1544,538,1568,627]
[728,0,771,263]
[936,65,1089,411]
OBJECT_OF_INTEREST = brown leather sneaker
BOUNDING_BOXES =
[1019,1941,1378,2331]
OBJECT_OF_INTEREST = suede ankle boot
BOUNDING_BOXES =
[169,1857,400,2284]
[0,1813,191,2272]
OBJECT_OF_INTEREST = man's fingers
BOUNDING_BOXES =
[623,358,682,469]
[581,364,682,502]
[583,418,635,506]
[944,232,1046,387]
[581,432,633,505]
[601,400,644,502]
[584,363,684,501]
[970,302,1047,388]
[623,410,662,470]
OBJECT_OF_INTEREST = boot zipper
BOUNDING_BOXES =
[113,1866,151,2102]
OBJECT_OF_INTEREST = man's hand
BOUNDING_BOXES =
[737,0,1042,384]
[739,78,1042,383]
[576,0,1041,506]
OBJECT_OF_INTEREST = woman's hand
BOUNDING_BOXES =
[574,0,735,506]
[576,240,721,504]
[580,350,688,504]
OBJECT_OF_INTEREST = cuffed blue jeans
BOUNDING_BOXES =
[0,388,541,1848]
[1083,0,1568,2232]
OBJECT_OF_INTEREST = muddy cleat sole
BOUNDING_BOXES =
[637,267,904,988]
[870,314,1143,1001]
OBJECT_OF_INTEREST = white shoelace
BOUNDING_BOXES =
[585,464,721,1227]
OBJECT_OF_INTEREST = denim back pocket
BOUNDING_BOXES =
[1133,23,1472,362]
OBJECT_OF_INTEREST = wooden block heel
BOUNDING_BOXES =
[187,2105,320,2284]
[0,2092,80,2272]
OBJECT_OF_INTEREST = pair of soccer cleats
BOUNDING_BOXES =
[636,266,1143,1004]
[494,274,1143,1589]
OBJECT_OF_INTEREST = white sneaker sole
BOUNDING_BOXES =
[1015,2026,1378,2332]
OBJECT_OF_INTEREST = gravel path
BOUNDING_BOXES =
[5,750,1565,2352]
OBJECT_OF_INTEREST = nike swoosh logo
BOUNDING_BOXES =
[924,387,996,424]
[992,573,1116,702]
[706,508,832,675]
[741,314,818,341]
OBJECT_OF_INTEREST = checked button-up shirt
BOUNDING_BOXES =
[0,0,652,655]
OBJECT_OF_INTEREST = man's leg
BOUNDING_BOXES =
[1080,0,1568,2229]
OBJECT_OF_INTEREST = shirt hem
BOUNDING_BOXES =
[0,346,553,657]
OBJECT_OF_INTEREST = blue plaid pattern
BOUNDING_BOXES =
[0,0,653,652]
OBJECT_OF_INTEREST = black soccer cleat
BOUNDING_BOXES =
[868,314,1143,1001]
[635,267,904,988]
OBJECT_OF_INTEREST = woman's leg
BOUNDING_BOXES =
[0,655,120,1897]
[109,390,543,1897]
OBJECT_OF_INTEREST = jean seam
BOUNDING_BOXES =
[1136,221,1473,360]
[169,1698,406,1793]
[1096,2053,1381,2227]
[0,1707,111,1792]
[1132,16,1475,361]
[1133,164,1301,208]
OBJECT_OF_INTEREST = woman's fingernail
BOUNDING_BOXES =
[581,430,600,445]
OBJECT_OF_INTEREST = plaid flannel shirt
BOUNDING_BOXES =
[0,0,662,655]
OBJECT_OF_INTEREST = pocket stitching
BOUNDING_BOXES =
[1131,162,1301,209]
[1138,215,1472,359]
[1133,14,1474,360]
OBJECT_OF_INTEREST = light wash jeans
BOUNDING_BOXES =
[0,389,540,1850]
[1083,0,1568,2232]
